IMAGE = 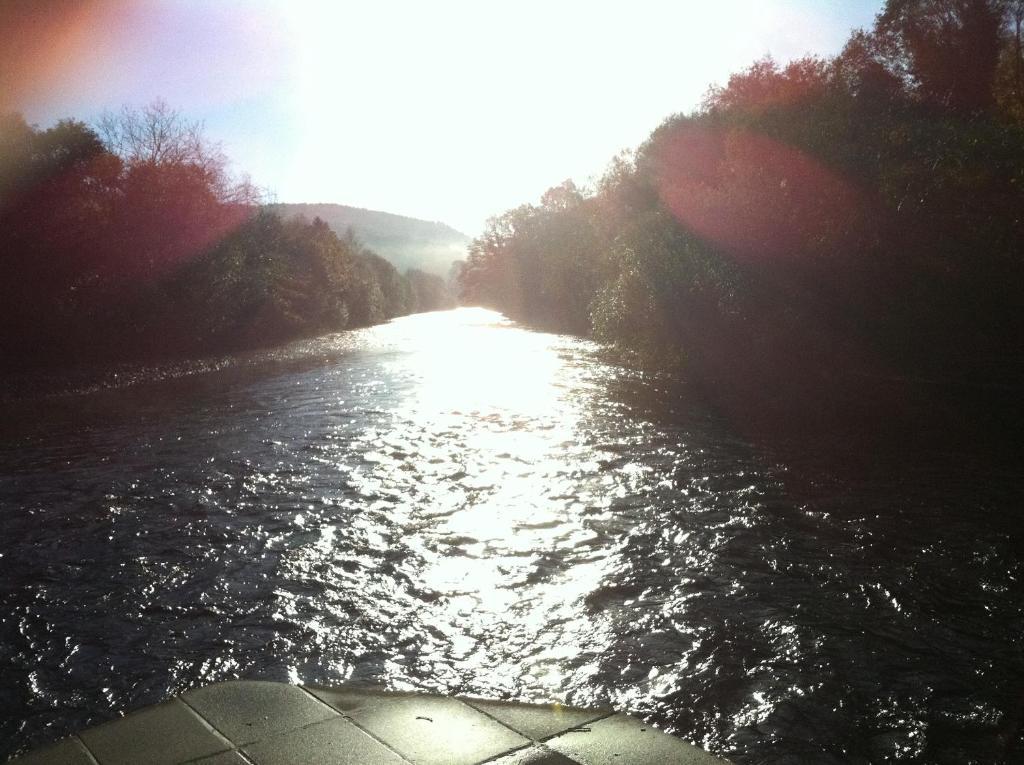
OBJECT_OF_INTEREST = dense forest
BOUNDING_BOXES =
[459,0,1024,431]
[0,102,453,370]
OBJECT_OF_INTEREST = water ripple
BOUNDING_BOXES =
[1,308,1022,763]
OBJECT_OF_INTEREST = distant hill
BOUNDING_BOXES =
[271,203,470,277]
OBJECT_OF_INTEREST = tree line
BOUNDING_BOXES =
[0,102,453,369]
[458,0,1024,431]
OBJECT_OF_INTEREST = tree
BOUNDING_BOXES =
[995,0,1024,119]
[98,100,259,205]
[99,101,212,168]
[833,31,905,108]
[704,56,831,114]
[0,113,35,204]
[876,0,1004,113]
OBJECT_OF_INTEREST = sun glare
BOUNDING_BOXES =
[278,0,845,233]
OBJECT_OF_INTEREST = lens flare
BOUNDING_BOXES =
[652,124,864,261]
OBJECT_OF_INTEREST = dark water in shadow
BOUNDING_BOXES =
[1,308,1022,763]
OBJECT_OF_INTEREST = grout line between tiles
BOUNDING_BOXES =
[175,694,238,758]
[71,735,101,765]
[294,686,416,764]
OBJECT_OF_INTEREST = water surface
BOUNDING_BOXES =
[1,308,1022,763]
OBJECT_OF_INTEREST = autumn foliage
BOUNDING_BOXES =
[0,103,452,367]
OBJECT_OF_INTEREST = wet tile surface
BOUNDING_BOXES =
[184,751,251,764]
[242,716,405,765]
[459,697,608,742]
[7,737,97,765]
[547,713,726,765]
[311,688,530,765]
[484,745,580,764]
[8,681,731,764]
[78,699,230,765]
[183,680,336,745]
[303,686,407,715]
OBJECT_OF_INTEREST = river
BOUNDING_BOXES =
[1,307,1021,763]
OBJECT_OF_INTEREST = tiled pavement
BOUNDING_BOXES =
[8,680,730,764]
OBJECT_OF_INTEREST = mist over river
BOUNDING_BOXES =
[1,308,1021,763]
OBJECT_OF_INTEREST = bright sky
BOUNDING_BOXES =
[13,0,882,235]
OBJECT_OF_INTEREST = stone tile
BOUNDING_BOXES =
[185,750,252,764]
[182,681,337,746]
[302,686,403,715]
[546,713,729,765]
[242,716,406,765]
[309,688,530,765]
[78,698,231,765]
[483,744,581,764]
[460,697,608,742]
[7,736,97,765]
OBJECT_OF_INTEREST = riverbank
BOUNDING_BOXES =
[506,310,1024,453]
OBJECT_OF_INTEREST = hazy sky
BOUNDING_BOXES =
[13,0,883,235]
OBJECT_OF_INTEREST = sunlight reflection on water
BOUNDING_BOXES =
[1,308,1022,764]
[322,309,618,700]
